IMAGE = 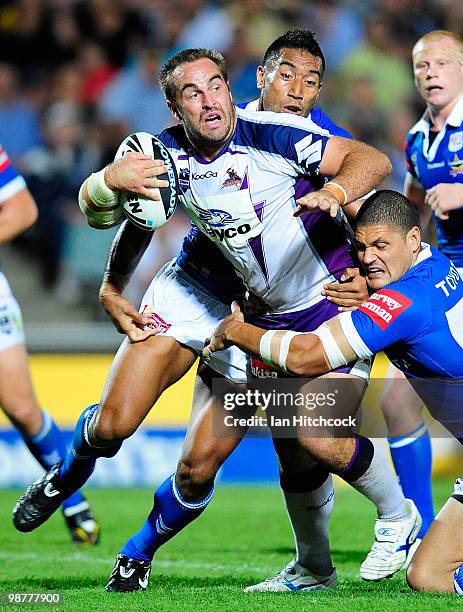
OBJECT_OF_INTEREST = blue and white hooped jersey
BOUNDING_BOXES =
[405,95,463,266]
[0,146,26,203]
[161,107,354,313]
[339,244,463,378]
[171,106,354,311]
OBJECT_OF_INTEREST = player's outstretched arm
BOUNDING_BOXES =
[295,137,392,218]
[99,221,158,342]
[203,307,358,377]
[0,187,38,244]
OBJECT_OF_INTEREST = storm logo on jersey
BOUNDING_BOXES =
[193,203,238,227]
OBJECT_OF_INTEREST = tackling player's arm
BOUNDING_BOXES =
[202,303,357,376]
[295,137,392,219]
[204,286,421,376]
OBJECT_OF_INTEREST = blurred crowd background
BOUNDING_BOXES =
[1,0,462,326]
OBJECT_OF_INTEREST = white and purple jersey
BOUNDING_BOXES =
[175,105,352,304]
[162,107,354,316]
[0,145,26,202]
[405,95,463,267]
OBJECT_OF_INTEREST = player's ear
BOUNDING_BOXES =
[407,226,421,252]
[256,66,265,90]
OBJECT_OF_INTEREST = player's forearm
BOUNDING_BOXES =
[321,138,392,204]
[226,323,330,377]
[333,145,391,203]
[226,321,268,359]
[100,220,152,295]
[0,189,38,244]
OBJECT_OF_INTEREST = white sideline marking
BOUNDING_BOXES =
[0,551,271,573]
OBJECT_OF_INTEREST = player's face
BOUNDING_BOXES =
[168,58,236,158]
[257,49,323,117]
[413,36,463,111]
[355,224,421,291]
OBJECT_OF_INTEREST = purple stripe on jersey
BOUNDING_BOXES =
[177,154,189,160]
[300,212,354,281]
[248,296,339,331]
[240,169,249,190]
[294,175,323,199]
[294,177,354,279]
[247,201,269,288]
[225,148,247,155]
[294,178,354,278]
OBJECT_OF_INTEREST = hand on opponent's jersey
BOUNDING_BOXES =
[294,188,342,218]
[322,268,369,311]
[202,301,244,358]
[104,151,169,202]
[425,183,463,220]
[99,282,161,342]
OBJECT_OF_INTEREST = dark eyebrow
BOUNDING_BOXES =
[180,74,224,94]
[277,61,322,79]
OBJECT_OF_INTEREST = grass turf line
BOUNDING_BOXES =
[0,479,459,611]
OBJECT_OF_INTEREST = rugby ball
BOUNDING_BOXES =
[114,132,179,231]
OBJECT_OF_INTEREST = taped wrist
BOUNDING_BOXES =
[78,184,124,229]
[86,169,119,208]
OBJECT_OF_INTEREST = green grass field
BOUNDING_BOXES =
[0,479,460,611]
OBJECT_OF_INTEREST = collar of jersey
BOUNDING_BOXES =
[411,242,432,269]
[242,98,315,123]
[409,94,463,135]
[408,95,463,161]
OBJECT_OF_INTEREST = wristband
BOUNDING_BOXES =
[86,169,119,208]
[324,181,348,206]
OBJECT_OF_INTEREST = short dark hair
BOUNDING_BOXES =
[262,29,325,76]
[356,190,420,236]
[159,48,228,104]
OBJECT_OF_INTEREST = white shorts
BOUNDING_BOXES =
[140,261,248,382]
[0,272,25,352]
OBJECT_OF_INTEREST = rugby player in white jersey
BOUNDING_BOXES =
[13,46,418,592]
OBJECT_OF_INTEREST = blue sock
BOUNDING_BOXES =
[389,422,434,538]
[121,474,214,562]
[59,404,122,491]
[22,411,85,509]
[23,410,67,470]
